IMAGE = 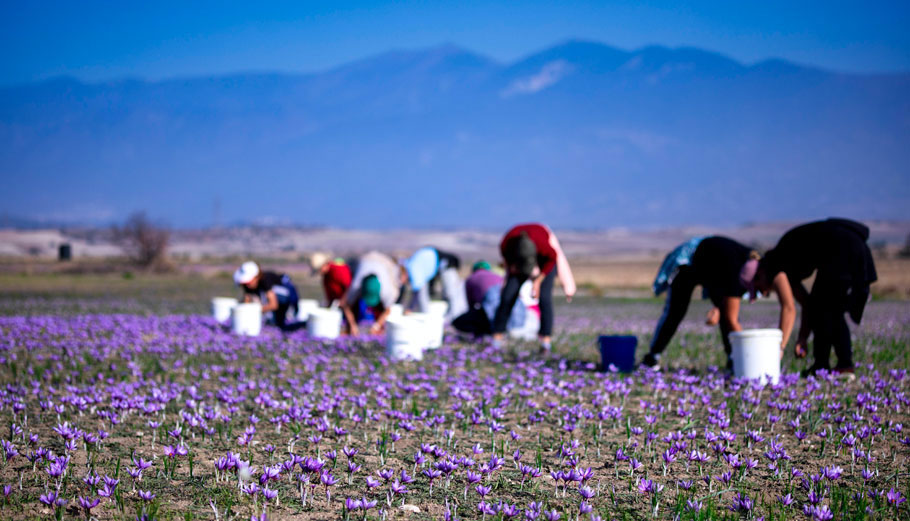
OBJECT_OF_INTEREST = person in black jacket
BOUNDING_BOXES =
[643,236,796,371]
[234,261,303,331]
[753,218,877,377]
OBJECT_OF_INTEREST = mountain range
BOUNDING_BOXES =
[2,40,908,229]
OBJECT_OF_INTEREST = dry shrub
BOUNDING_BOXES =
[112,211,173,271]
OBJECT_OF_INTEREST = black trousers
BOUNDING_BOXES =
[491,268,556,337]
[453,307,491,336]
[808,278,853,369]
[650,266,733,357]
[273,302,307,332]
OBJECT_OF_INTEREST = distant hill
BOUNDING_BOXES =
[2,40,908,228]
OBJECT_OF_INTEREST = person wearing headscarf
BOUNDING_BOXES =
[453,260,527,336]
[753,218,877,377]
[339,251,402,335]
[491,223,576,352]
[309,252,353,307]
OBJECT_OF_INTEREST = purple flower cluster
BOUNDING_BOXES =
[0,307,906,519]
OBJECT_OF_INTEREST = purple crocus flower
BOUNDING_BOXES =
[390,480,408,496]
[729,493,753,513]
[808,490,822,505]
[887,488,906,507]
[578,486,595,500]
[77,496,100,514]
[813,505,834,521]
[685,499,702,512]
[822,465,843,481]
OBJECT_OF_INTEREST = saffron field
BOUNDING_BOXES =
[0,283,909,520]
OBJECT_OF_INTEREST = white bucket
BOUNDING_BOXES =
[427,300,449,318]
[413,312,445,349]
[518,280,539,307]
[231,303,262,336]
[307,308,343,340]
[730,329,782,384]
[212,297,238,323]
[388,304,404,318]
[385,316,425,361]
[508,305,540,341]
[296,299,320,321]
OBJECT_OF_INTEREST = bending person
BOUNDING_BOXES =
[453,261,526,336]
[234,261,304,331]
[652,237,722,326]
[753,218,877,377]
[491,223,576,352]
[400,247,468,320]
[642,236,796,371]
[340,251,402,335]
[309,252,352,307]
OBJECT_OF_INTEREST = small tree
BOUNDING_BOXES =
[113,212,171,269]
[900,233,910,259]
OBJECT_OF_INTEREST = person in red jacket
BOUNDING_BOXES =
[309,253,353,307]
[491,223,576,352]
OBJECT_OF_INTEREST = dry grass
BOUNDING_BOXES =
[570,256,910,299]
[1,254,908,303]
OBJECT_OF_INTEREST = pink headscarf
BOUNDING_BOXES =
[739,258,759,301]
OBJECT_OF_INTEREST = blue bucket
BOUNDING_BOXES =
[598,335,638,372]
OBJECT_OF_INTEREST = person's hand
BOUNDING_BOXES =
[532,279,542,299]
[794,338,808,359]
[369,322,384,335]
[348,324,360,336]
[705,307,720,326]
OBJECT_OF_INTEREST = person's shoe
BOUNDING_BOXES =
[641,352,660,369]
[800,364,828,378]
[833,366,856,381]
[539,340,552,355]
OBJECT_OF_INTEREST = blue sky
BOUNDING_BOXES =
[2,0,909,85]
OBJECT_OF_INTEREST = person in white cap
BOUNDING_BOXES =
[234,261,302,331]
